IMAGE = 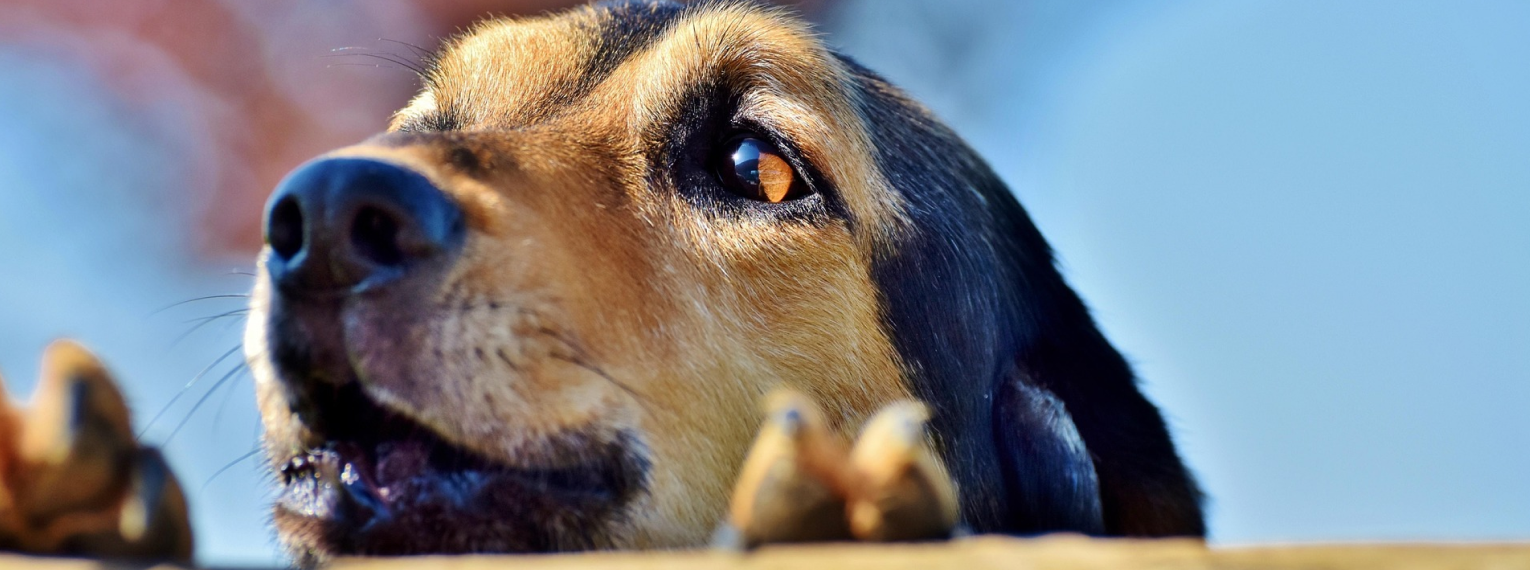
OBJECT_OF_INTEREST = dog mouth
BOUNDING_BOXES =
[269,349,648,556]
[253,213,651,556]
[277,380,626,513]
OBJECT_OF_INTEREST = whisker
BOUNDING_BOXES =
[326,62,396,69]
[149,294,249,317]
[162,361,249,446]
[169,309,250,350]
[548,347,646,408]
[322,51,425,76]
[365,52,427,75]
[215,313,248,336]
[138,345,243,439]
[180,308,249,326]
[198,447,263,495]
[379,37,432,59]
[212,363,245,433]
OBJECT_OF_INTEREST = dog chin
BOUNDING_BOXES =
[269,395,650,559]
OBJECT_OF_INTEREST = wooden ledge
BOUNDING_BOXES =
[5,535,1528,570]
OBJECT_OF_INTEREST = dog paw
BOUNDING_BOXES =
[723,391,959,548]
[0,340,193,562]
[725,390,855,548]
[846,401,959,542]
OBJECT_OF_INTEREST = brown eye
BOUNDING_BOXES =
[717,135,802,203]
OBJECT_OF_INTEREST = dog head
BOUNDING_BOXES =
[247,0,1046,561]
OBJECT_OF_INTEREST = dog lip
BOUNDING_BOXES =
[274,433,649,555]
[275,427,630,514]
[269,365,649,554]
[273,377,635,500]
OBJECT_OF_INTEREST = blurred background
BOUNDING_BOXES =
[0,0,1525,565]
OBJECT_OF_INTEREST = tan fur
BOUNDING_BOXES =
[249,2,917,551]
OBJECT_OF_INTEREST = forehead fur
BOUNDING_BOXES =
[394,0,908,250]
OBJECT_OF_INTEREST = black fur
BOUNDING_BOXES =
[403,0,687,133]
[842,57,1206,536]
[405,0,1204,538]
[586,0,688,80]
[995,367,1103,534]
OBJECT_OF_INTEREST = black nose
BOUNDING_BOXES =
[263,158,465,294]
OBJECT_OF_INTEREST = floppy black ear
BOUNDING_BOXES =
[994,365,1103,534]
[840,55,1205,537]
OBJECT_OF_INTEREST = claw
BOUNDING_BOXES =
[847,401,959,542]
[726,390,854,547]
[113,448,193,560]
[17,340,137,520]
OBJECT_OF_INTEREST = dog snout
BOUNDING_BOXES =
[263,157,465,294]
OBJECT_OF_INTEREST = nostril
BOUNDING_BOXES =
[265,157,464,293]
[351,206,405,267]
[268,196,305,261]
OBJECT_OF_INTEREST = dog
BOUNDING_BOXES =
[0,0,1203,563]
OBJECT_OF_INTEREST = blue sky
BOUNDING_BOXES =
[829,0,1530,542]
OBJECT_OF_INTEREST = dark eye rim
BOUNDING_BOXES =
[657,86,846,223]
[711,129,815,203]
